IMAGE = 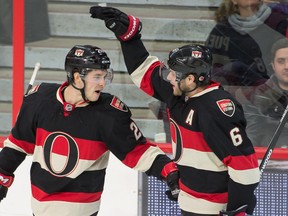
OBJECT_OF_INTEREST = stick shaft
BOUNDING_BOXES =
[25,62,40,95]
[259,104,288,175]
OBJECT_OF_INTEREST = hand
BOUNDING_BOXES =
[219,205,248,216]
[165,171,180,201]
[0,168,14,202]
[89,6,142,42]
[161,162,179,201]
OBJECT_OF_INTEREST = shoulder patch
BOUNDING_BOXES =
[25,84,40,96]
[216,99,235,117]
[110,96,128,112]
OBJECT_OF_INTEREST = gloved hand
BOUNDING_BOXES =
[161,162,180,201]
[0,168,14,202]
[219,204,248,216]
[89,6,142,42]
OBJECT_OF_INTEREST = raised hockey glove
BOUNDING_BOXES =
[219,204,248,216]
[89,6,142,42]
[161,162,180,201]
[0,168,14,202]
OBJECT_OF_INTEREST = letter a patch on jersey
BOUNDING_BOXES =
[216,99,235,117]
[110,96,128,112]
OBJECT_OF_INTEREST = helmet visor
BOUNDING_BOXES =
[159,59,187,82]
[82,68,113,85]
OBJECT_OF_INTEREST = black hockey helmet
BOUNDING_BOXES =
[65,45,112,84]
[167,44,212,85]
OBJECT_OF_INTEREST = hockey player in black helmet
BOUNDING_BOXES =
[0,44,179,215]
[160,44,213,96]
[91,6,260,216]
[64,45,113,102]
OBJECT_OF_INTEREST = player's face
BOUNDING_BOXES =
[167,70,181,96]
[272,47,288,90]
[83,69,108,101]
[167,70,193,96]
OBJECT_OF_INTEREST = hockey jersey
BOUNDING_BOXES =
[0,82,171,216]
[120,38,260,214]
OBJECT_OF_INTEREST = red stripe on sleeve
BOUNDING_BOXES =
[139,61,160,96]
[8,134,35,154]
[122,143,151,168]
[222,154,259,170]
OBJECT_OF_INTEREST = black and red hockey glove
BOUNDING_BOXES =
[89,6,142,42]
[161,162,180,201]
[219,204,248,216]
[0,168,14,202]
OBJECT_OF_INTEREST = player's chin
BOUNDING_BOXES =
[173,89,181,96]
[88,92,101,102]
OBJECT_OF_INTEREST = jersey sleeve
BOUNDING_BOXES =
[0,84,42,173]
[199,99,260,213]
[100,96,172,179]
[120,39,174,103]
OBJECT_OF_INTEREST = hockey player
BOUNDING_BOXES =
[0,45,179,216]
[90,7,260,216]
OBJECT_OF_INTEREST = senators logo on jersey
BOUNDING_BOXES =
[216,99,235,117]
[110,96,128,112]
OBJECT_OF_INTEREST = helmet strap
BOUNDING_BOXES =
[71,79,88,102]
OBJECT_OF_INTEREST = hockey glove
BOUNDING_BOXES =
[161,162,180,201]
[0,168,14,202]
[89,6,142,42]
[219,204,248,216]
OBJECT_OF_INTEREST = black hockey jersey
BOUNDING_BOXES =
[0,82,171,216]
[120,39,260,214]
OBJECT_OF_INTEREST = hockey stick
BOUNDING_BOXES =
[25,62,41,95]
[259,103,288,176]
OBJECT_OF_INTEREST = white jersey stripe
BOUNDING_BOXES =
[32,197,101,216]
[133,146,166,172]
[228,167,260,185]
[131,55,159,87]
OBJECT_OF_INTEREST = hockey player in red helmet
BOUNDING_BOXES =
[90,6,260,216]
[0,44,179,215]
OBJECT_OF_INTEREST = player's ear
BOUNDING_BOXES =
[73,72,82,85]
[186,74,195,84]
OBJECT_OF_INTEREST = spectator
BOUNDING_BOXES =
[205,0,288,86]
[236,38,288,147]
[0,45,179,215]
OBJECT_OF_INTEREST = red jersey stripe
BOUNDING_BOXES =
[180,180,228,204]
[223,154,259,170]
[122,143,150,168]
[36,128,108,160]
[139,61,160,96]
[8,134,35,154]
[32,184,102,203]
